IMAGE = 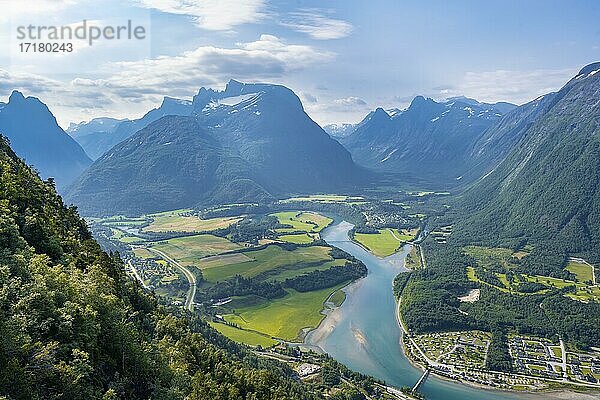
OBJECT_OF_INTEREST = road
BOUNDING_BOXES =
[127,260,149,289]
[559,338,568,380]
[147,247,197,312]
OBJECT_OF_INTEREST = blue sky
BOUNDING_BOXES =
[0,0,598,127]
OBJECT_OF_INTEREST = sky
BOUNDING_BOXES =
[0,0,598,128]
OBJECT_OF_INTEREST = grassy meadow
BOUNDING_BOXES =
[353,228,415,257]
[144,210,242,233]
[223,285,346,341]
[149,234,241,266]
[200,245,332,283]
[208,322,278,347]
[271,211,332,233]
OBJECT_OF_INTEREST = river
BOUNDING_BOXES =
[305,220,546,400]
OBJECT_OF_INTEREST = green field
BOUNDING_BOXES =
[110,228,124,239]
[271,211,332,233]
[200,245,332,283]
[197,253,252,269]
[277,233,314,244]
[149,234,241,266]
[467,266,600,301]
[354,229,406,257]
[119,236,144,244]
[464,246,519,269]
[566,261,594,283]
[98,215,147,227]
[144,210,242,233]
[133,248,156,259]
[224,285,345,341]
[208,321,278,347]
[329,289,346,307]
[466,266,512,294]
[262,259,346,282]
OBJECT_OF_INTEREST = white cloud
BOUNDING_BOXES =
[281,9,353,40]
[0,35,333,126]
[91,34,332,96]
[137,0,266,30]
[333,96,367,107]
[440,68,579,105]
[0,69,62,93]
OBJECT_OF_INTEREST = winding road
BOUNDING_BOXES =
[147,247,197,312]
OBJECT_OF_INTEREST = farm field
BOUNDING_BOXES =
[466,266,600,302]
[271,211,333,233]
[148,234,241,266]
[133,247,155,259]
[262,259,346,282]
[200,245,332,283]
[144,210,242,233]
[278,233,314,244]
[353,228,411,257]
[566,261,594,283]
[208,321,278,347]
[223,285,346,341]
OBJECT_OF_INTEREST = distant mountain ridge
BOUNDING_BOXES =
[323,123,357,138]
[68,96,193,159]
[457,62,600,261]
[0,91,92,189]
[66,80,368,215]
[340,95,516,185]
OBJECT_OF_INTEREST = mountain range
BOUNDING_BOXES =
[0,91,92,189]
[66,80,368,215]
[67,97,193,159]
[323,123,357,138]
[457,62,600,261]
[340,96,516,185]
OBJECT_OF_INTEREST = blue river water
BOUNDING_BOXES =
[305,220,570,400]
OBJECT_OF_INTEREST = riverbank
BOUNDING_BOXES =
[394,296,600,398]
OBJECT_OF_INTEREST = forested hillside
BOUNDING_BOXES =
[397,238,600,370]
[0,135,322,399]
[457,62,600,265]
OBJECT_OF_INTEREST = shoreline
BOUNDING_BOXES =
[302,220,600,399]
[394,297,600,398]
[301,276,364,347]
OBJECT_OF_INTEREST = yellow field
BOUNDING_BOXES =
[208,322,278,347]
[197,253,253,269]
[224,285,345,341]
[149,234,241,266]
[144,210,242,233]
[133,247,155,259]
